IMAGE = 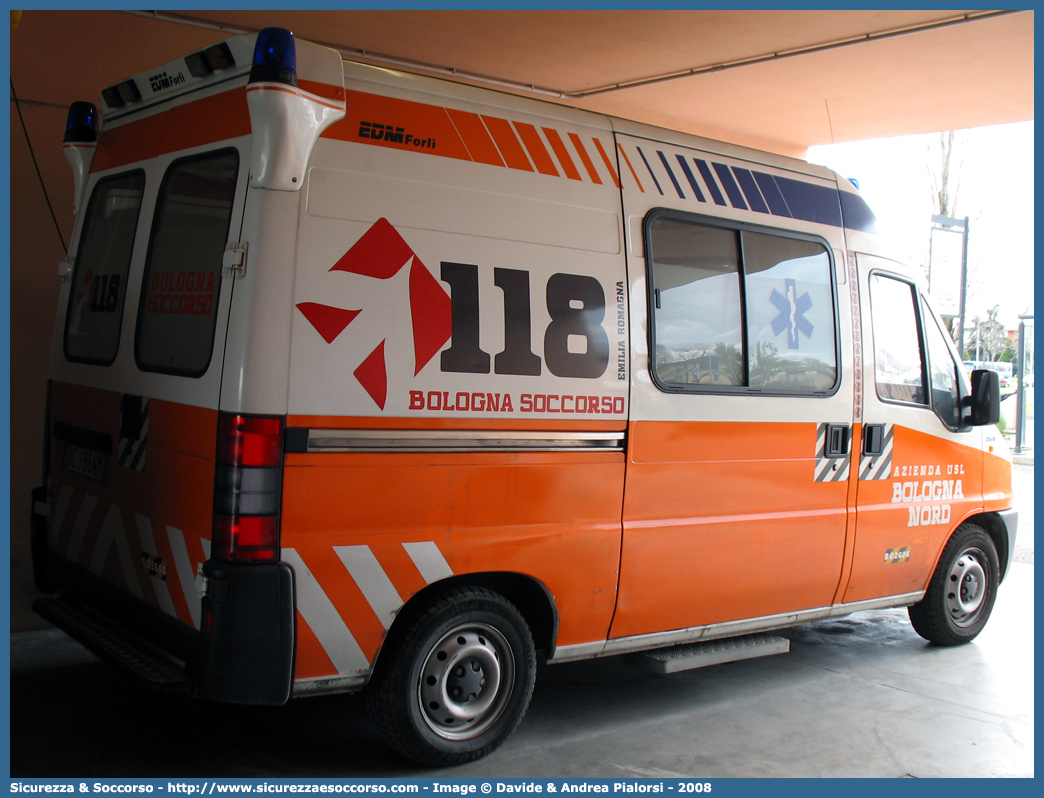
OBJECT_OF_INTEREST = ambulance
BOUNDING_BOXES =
[31,28,1016,765]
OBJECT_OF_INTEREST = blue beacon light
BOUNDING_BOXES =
[249,27,298,87]
[64,101,99,144]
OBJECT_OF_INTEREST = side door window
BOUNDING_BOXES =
[647,218,743,386]
[868,274,926,406]
[922,297,965,430]
[646,211,838,394]
[868,273,966,431]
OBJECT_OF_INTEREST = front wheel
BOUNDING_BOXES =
[908,524,999,645]
[366,585,536,766]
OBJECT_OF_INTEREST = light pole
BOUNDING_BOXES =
[1014,313,1033,455]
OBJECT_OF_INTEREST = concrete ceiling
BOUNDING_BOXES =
[11,8,1035,158]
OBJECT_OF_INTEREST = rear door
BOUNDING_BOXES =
[47,141,249,630]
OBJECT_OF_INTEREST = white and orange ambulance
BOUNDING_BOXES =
[32,28,1016,765]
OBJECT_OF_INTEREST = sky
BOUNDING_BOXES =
[807,121,1034,331]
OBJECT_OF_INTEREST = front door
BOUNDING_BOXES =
[844,257,982,603]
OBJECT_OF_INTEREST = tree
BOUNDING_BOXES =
[998,337,1017,364]
[966,306,1008,362]
[928,131,964,219]
[713,341,744,386]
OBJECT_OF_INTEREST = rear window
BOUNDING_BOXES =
[64,171,146,365]
[136,150,239,377]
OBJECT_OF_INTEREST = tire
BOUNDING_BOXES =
[908,523,1000,645]
[365,585,536,766]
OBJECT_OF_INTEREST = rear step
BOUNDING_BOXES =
[33,596,192,693]
[634,633,791,674]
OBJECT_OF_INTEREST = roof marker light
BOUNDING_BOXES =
[63,102,98,144]
[185,51,213,78]
[100,85,124,108]
[249,27,297,87]
[186,42,237,79]
[205,42,236,71]
[116,79,141,104]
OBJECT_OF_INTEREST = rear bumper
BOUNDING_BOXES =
[31,487,295,705]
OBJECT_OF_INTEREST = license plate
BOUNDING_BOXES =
[62,442,108,483]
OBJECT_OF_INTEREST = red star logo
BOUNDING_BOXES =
[296,218,452,409]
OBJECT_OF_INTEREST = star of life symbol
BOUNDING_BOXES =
[295,218,451,410]
[770,278,813,349]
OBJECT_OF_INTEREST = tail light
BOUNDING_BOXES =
[212,413,284,562]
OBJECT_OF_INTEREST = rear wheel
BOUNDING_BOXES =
[909,524,999,645]
[366,585,536,766]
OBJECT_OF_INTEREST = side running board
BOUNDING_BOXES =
[33,596,192,693]
[633,633,791,674]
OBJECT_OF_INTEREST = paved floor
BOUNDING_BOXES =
[10,465,1034,779]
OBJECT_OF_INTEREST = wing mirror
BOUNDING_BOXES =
[966,369,1000,426]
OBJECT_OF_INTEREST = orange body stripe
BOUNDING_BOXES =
[615,419,847,638]
[543,128,582,180]
[593,137,621,188]
[370,543,429,600]
[92,88,250,172]
[630,419,817,463]
[982,448,1013,511]
[481,115,534,171]
[48,382,216,627]
[296,78,346,104]
[149,400,218,461]
[569,133,603,184]
[281,452,624,647]
[616,143,644,192]
[513,122,559,176]
[246,83,344,111]
[843,424,985,603]
[446,108,506,167]
[119,504,156,603]
[293,611,339,679]
[147,515,194,625]
[296,547,388,662]
[51,490,86,558]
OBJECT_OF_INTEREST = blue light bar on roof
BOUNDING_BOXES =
[63,101,98,144]
[249,27,298,86]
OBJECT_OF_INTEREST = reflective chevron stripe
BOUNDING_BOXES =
[285,541,455,677]
[402,541,454,584]
[814,422,850,483]
[118,396,148,472]
[46,483,207,628]
[334,545,402,630]
[282,547,370,675]
[860,423,894,481]
[167,526,201,629]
